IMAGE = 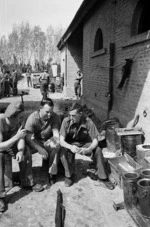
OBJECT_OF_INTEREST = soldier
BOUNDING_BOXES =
[59,102,114,189]
[74,70,83,99]
[0,101,43,212]
[26,69,32,87]
[25,98,61,188]
[39,70,49,99]
[3,71,10,97]
[12,69,18,96]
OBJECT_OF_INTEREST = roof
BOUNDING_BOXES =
[57,0,99,50]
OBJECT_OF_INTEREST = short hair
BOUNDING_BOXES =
[69,102,83,113]
[40,98,54,107]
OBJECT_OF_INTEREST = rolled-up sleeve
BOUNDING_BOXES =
[60,118,68,138]
[87,119,100,140]
[25,114,35,133]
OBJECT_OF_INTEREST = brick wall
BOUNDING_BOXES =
[82,0,150,142]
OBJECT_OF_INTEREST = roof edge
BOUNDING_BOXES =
[57,0,98,50]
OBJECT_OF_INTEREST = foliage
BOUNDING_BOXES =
[0,21,65,66]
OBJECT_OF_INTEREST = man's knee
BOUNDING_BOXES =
[60,146,68,155]
[24,146,32,160]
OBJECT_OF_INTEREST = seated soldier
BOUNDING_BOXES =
[25,98,61,188]
[0,101,43,212]
[59,102,114,189]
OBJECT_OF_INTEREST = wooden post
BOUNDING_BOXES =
[4,153,13,190]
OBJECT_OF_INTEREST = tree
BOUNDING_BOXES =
[0,36,9,63]
[31,25,46,64]
[46,25,65,63]
[19,22,32,63]
[8,24,20,63]
[0,21,65,66]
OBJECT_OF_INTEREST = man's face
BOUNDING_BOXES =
[69,109,81,124]
[40,104,53,121]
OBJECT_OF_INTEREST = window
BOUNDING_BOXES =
[94,28,103,51]
[131,0,150,36]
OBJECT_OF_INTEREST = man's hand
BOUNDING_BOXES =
[16,126,27,140]
[16,151,24,163]
[70,145,80,154]
[78,147,91,155]
[38,147,48,159]
[44,137,60,149]
[98,130,106,141]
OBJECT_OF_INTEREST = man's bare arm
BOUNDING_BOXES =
[0,127,26,152]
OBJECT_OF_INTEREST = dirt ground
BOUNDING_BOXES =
[0,78,137,227]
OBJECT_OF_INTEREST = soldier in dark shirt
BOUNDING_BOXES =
[60,102,114,189]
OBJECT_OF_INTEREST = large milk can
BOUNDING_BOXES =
[137,178,150,218]
[121,134,142,157]
[140,169,150,179]
[122,172,139,209]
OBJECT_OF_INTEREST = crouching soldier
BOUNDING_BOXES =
[59,102,114,189]
[0,101,43,212]
[25,98,61,188]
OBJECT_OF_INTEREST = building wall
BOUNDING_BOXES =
[82,0,150,142]
[60,27,83,97]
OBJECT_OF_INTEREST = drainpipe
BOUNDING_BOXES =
[65,45,67,87]
[107,43,115,119]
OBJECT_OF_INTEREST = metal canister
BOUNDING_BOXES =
[137,178,150,218]
[121,134,142,157]
[140,169,150,179]
[122,172,139,209]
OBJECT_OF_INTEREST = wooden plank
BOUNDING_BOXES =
[116,128,143,136]
[4,153,13,188]
[126,206,150,227]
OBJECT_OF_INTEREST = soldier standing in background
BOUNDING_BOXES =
[12,69,18,96]
[26,69,32,87]
[3,71,10,97]
[40,70,49,99]
[74,70,83,99]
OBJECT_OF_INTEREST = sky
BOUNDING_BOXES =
[0,0,83,37]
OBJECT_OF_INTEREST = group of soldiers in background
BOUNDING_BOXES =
[0,68,18,98]
[0,58,63,99]
[0,61,33,99]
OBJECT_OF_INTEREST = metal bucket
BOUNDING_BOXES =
[137,178,150,218]
[121,134,142,157]
[140,169,150,179]
[122,172,139,209]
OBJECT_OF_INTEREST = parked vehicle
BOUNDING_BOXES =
[55,76,61,92]
[32,73,41,88]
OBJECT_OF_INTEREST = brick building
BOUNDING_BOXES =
[57,0,150,142]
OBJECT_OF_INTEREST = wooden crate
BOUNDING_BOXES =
[108,153,141,189]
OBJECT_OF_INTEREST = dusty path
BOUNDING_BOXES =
[0,77,137,227]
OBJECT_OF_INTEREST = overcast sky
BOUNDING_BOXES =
[0,0,83,37]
